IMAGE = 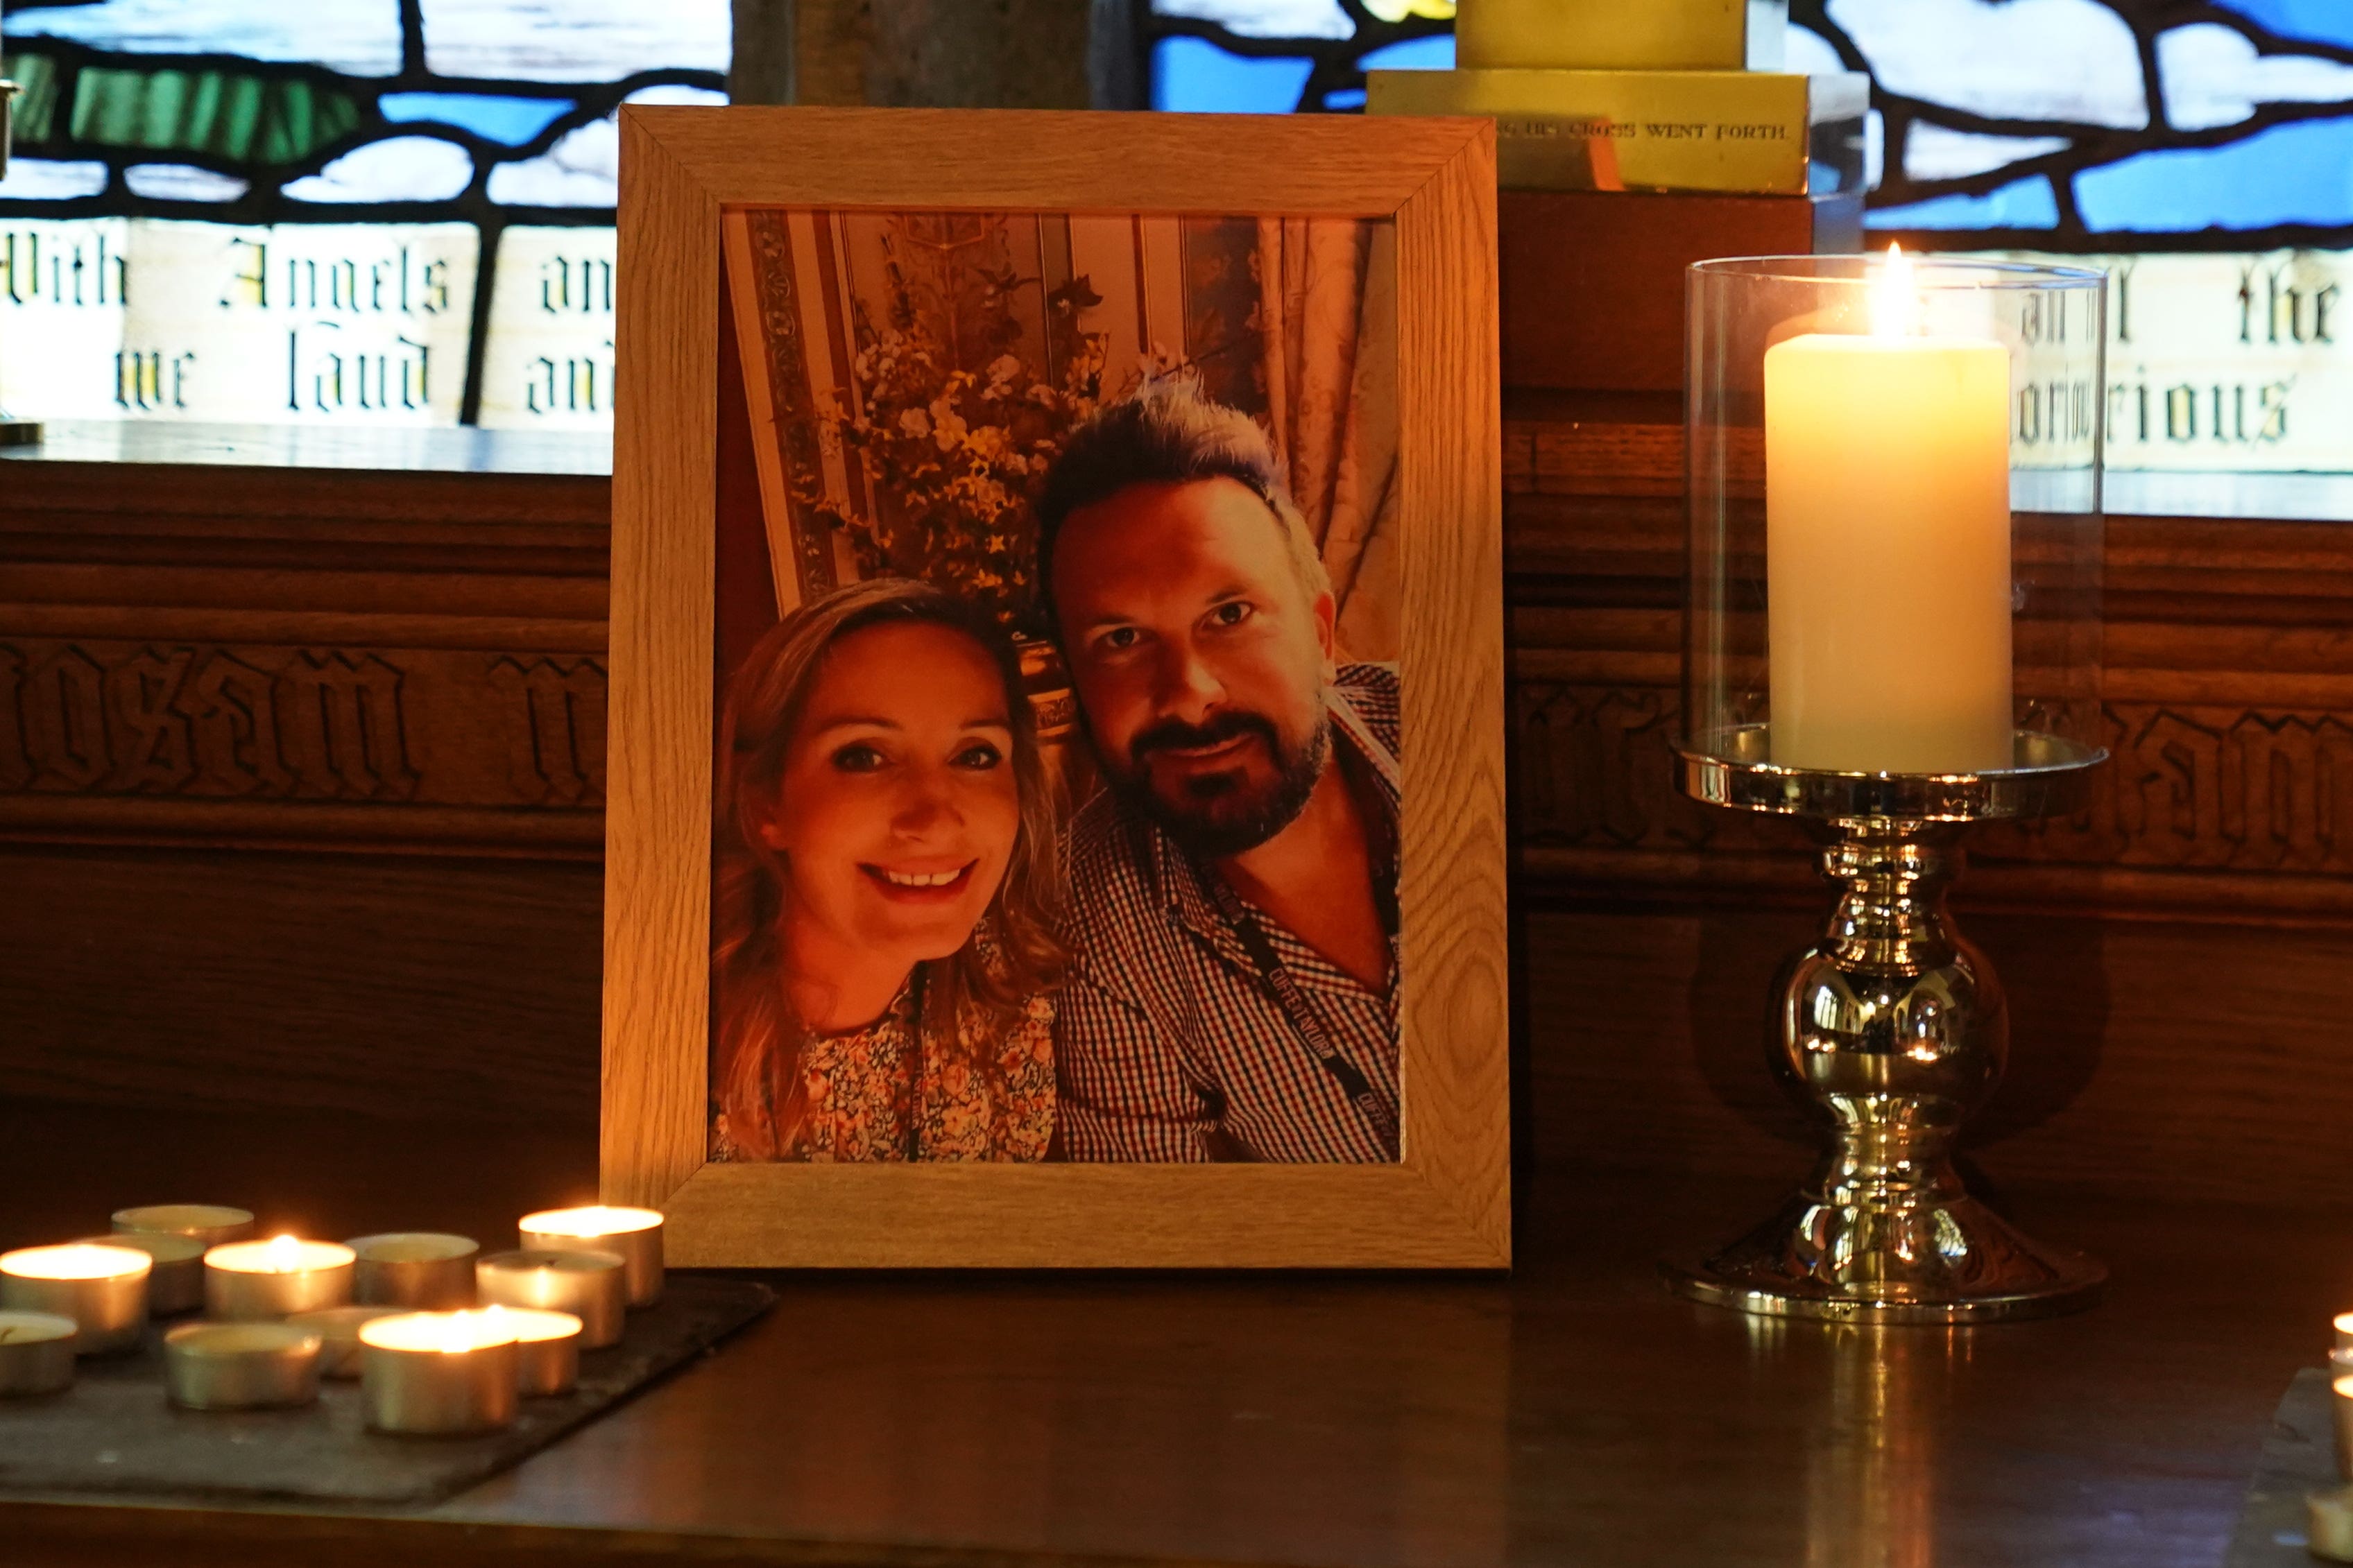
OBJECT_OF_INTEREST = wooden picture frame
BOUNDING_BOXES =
[606,106,1507,1268]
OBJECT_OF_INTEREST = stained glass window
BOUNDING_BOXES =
[1149,0,2353,473]
[0,0,727,429]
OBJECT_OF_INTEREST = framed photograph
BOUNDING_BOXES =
[606,106,1506,1267]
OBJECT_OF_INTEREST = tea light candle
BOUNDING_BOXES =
[349,1234,478,1309]
[287,1305,407,1379]
[477,1250,625,1348]
[76,1232,206,1316]
[481,1305,582,1396]
[518,1207,663,1307]
[2338,1374,2352,1482]
[0,1311,76,1396]
[2313,1485,2353,1564]
[164,1322,323,1411]
[113,1205,255,1247]
[0,1243,152,1354]
[2336,1311,2352,1353]
[360,1310,520,1435]
[204,1237,355,1321]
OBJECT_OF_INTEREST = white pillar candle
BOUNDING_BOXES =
[518,1207,664,1307]
[1765,245,2014,775]
[0,1243,152,1354]
[0,1311,76,1395]
[360,1310,520,1435]
[203,1237,355,1321]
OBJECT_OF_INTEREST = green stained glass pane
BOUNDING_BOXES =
[1,55,65,144]
[69,67,361,166]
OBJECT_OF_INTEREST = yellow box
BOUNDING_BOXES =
[1367,67,1867,196]
[1457,0,1788,71]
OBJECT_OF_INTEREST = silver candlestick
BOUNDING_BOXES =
[1665,725,2109,1325]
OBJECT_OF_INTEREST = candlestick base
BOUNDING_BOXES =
[1667,731,2109,1325]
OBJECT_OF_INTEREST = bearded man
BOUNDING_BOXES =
[1038,384,1400,1163]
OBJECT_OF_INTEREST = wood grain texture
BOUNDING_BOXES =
[605,116,724,1218]
[603,107,1511,1268]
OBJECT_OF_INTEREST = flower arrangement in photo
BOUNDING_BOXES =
[796,262,1127,628]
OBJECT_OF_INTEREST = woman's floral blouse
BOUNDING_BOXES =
[717,982,1055,1162]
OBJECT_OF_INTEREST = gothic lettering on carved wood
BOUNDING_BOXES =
[1516,681,2353,877]
[0,641,607,816]
[489,656,610,807]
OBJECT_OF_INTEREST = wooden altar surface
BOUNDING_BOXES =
[0,1099,2347,1568]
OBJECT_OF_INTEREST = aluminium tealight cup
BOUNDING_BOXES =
[517,1207,663,1308]
[164,1322,323,1411]
[2338,1374,2352,1483]
[2314,1485,2353,1564]
[203,1239,356,1321]
[287,1305,408,1379]
[76,1232,206,1316]
[112,1205,255,1248]
[0,1311,76,1396]
[1,1243,153,1354]
[361,1312,520,1436]
[476,1250,625,1348]
[484,1306,582,1397]
[348,1233,479,1309]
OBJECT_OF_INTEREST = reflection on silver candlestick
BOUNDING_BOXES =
[1663,730,2110,1324]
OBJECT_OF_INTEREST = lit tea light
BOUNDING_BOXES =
[287,1305,407,1379]
[348,1233,479,1310]
[203,1236,355,1321]
[359,1310,520,1435]
[75,1232,207,1316]
[481,1304,583,1397]
[0,1243,153,1354]
[112,1205,255,1248]
[476,1250,626,1348]
[0,1311,76,1396]
[164,1321,323,1411]
[517,1207,663,1307]
[2337,1311,2352,1353]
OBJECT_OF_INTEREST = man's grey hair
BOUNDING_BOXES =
[1034,381,1330,628]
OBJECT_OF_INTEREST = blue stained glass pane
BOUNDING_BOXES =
[2211,0,2353,50]
[380,93,576,146]
[1150,37,1315,112]
[1357,35,1453,71]
[1866,174,2060,230]
[2075,118,2353,231]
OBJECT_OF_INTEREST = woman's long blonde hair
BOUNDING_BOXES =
[711,577,1063,1159]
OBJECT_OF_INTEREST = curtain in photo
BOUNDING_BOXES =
[1256,216,1401,664]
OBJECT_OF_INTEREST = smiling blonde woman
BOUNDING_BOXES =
[710,578,1063,1162]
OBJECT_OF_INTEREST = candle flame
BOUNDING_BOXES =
[266,1234,303,1273]
[1870,242,1920,340]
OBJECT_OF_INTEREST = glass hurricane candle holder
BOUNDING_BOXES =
[1675,251,2109,1324]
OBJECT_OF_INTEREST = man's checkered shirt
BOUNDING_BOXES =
[1052,664,1401,1163]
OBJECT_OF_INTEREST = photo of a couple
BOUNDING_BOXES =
[712,209,1404,1165]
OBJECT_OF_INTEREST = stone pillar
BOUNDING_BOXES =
[866,0,1095,108]
[728,0,1140,110]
